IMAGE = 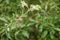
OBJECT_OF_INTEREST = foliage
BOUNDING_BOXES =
[0,0,60,40]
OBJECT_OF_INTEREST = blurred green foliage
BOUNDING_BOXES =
[0,0,60,40]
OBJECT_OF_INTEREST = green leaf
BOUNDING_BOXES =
[0,17,7,22]
[39,25,43,33]
[22,31,29,38]
[50,31,55,39]
[41,30,48,38]
[54,28,60,31]
[6,0,9,4]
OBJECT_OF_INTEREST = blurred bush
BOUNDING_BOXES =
[0,0,60,40]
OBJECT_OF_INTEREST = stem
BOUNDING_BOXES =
[25,8,31,14]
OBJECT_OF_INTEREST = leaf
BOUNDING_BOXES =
[45,2,48,11]
[39,25,43,33]
[22,31,29,38]
[6,0,9,4]
[50,31,55,39]
[0,17,7,22]
[54,28,60,31]
[0,29,5,34]
[41,30,48,38]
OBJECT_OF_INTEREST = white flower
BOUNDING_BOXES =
[21,1,28,8]
[30,5,41,11]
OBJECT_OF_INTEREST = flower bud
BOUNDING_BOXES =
[16,17,23,22]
